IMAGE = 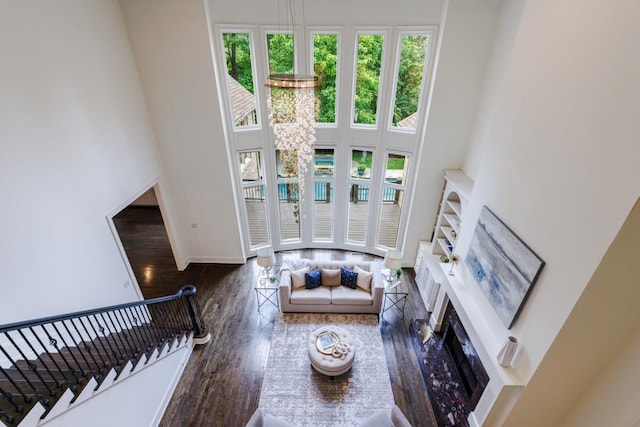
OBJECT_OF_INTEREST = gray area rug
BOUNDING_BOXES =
[259,313,394,426]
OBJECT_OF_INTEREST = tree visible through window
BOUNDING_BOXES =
[223,32,257,127]
[266,33,294,74]
[223,33,254,93]
[353,34,384,126]
[313,34,338,124]
[392,34,430,129]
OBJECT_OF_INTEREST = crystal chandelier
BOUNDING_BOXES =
[266,74,319,204]
[266,0,319,207]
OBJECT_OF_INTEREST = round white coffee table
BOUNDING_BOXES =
[308,326,355,376]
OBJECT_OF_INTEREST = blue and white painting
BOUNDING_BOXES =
[465,206,545,329]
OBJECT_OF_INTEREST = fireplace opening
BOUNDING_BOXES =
[415,302,490,426]
[444,327,478,397]
[438,302,490,409]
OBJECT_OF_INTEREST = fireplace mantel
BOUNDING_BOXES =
[430,263,525,426]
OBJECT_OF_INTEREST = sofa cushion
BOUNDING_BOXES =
[340,267,358,289]
[246,408,296,427]
[290,287,332,304]
[354,265,373,292]
[358,405,412,427]
[305,269,322,289]
[291,267,309,289]
[321,268,341,287]
[331,286,373,306]
[390,405,412,427]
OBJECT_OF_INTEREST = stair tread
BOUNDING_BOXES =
[0,320,193,426]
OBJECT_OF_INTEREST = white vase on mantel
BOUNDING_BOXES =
[497,336,518,367]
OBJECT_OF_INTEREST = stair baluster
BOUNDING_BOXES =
[0,285,209,426]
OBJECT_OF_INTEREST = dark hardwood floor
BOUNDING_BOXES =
[114,206,438,426]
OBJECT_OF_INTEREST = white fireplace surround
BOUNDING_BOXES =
[429,263,525,426]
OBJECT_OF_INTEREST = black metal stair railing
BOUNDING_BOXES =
[0,285,208,426]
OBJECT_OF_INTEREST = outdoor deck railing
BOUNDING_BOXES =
[243,183,398,203]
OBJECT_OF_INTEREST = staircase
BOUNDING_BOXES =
[0,285,209,426]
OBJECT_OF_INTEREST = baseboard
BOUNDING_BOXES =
[151,338,195,427]
[186,256,246,264]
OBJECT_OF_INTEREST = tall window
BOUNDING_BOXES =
[238,151,268,247]
[313,33,339,124]
[266,32,296,127]
[275,150,300,241]
[347,149,373,243]
[217,25,435,254]
[222,32,258,128]
[313,148,335,240]
[353,34,384,126]
[377,153,409,248]
[391,33,430,130]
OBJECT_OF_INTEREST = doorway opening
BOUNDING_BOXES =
[112,187,179,299]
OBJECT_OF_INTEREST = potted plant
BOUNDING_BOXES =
[448,253,460,275]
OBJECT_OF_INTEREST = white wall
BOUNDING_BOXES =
[208,0,443,26]
[462,0,525,180]
[450,0,640,424]
[119,0,244,264]
[563,322,640,427]
[500,198,640,425]
[0,0,167,322]
[404,0,504,262]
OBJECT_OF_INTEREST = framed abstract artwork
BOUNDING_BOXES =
[465,206,545,328]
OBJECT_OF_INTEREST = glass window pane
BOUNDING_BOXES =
[222,32,257,128]
[243,185,268,246]
[314,149,334,177]
[392,34,430,129]
[278,182,300,241]
[239,151,262,182]
[384,154,409,185]
[377,188,404,248]
[347,183,370,243]
[313,34,338,124]
[276,149,298,178]
[313,181,334,240]
[267,33,294,74]
[351,149,373,179]
[353,34,384,126]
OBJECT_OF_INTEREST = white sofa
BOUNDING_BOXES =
[246,405,411,427]
[279,259,383,314]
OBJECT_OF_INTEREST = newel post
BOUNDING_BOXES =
[180,285,210,345]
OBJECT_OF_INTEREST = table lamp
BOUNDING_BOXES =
[257,246,276,284]
[384,250,402,281]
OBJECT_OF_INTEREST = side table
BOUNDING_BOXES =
[381,277,408,318]
[255,265,281,312]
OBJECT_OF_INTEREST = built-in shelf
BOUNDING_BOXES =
[440,226,456,244]
[437,238,452,257]
[443,214,460,233]
[447,200,461,217]
[431,170,472,259]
